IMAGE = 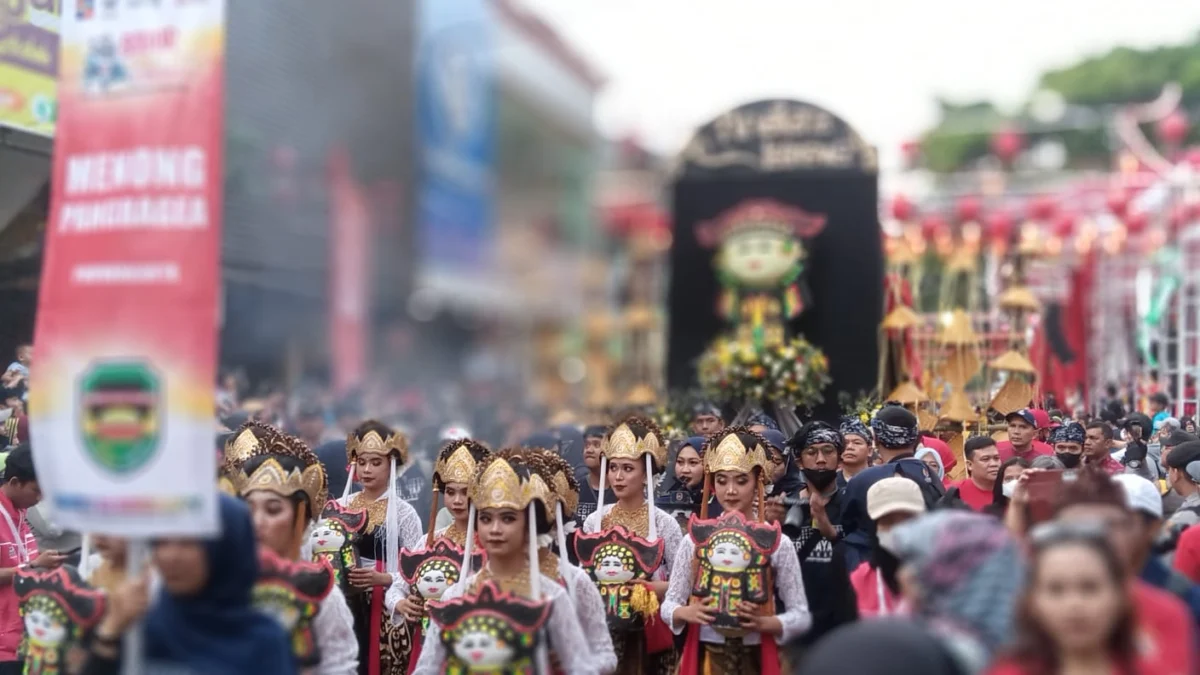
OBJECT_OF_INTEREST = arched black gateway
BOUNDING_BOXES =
[667,99,883,421]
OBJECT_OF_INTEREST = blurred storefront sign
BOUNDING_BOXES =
[0,0,58,137]
[414,0,496,278]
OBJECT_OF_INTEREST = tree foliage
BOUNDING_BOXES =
[919,34,1200,173]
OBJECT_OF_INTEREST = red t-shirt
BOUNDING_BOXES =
[955,478,995,511]
[1131,580,1197,675]
[995,440,1054,462]
[1174,525,1200,584]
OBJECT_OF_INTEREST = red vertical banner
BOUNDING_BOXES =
[28,0,225,535]
[328,148,369,395]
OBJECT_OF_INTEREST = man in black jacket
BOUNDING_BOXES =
[784,421,858,649]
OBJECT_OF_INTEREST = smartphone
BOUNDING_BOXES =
[1026,470,1064,525]
[60,546,82,557]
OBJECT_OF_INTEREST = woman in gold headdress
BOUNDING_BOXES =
[579,415,683,674]
[383,438,491,667]
[661,427,811,675]
[411,449,601,675]
[221,422,359,674]
[523,448,617,674]
[335,420,424,675]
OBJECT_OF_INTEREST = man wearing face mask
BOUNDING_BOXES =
[1050,421,1086,470]
[849,477,926,618]
[783,421,857,648]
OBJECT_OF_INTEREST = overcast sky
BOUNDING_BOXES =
[521,0,1200,170]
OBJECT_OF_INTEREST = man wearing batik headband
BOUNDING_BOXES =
[689,401,725,437]
[661,426,811,675]
[582,417,684,675]
[1051,421,1086,470]
[220,423,359,674]
[838,405,945,569]
[411,450,601,675]
[837,417,873,487]
[783,421,858,647]
[335,420,424,675]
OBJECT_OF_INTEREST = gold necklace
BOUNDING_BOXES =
[471,558,532,598]
[602,502,650,537]
[348,492,388,531]
[440,522,467,547]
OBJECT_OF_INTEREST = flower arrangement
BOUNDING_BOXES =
[697,336,830,409]
[838,390,882,426]
[650,402,689,441]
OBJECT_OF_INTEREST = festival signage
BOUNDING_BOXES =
[0,0,59,136]
[29,0,225,536]
[414,0,496,273]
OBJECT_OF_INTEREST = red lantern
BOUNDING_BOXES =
[1053,213,1076,239]
[1126,211,1150,236]
[921,214,946,241]
[891,194,915,222]
[901,140,921,167]
[1028,195,1058,222]
[1106,191,1130,220]
[1157,110,1190,147]
[991,127,1024,164]
[955,196,982,223]
[986,210,1014,244]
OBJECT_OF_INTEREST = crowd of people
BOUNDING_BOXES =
[1,378,1199,675]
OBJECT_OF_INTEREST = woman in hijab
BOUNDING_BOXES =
[889,511,1026,675]
[657,436,718,526]
[82,494,296,674]
[915,447,945,482]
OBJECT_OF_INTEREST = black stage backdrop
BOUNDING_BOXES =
[667,100,883,422]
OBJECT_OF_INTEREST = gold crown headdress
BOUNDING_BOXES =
[221,427,328,519]
[703,428,771,478]
[470,454,552,519]
[433,439,491,492]
[521,448,580,516]
[346,425,409,464]
[603,417,668,470]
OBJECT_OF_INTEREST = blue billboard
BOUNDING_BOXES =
[414,0,496,273]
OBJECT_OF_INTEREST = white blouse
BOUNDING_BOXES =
[582,503,685,578]
[559,562,616,674]
[659,534,812,646]
[410,570,600,675]
[313,584,359,675]
[336,492,425,589]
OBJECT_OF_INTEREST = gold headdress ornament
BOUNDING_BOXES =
[522,448,580,516]
[345,422,409,464]
[602,415,668,470]
[223,421,277,465]
[470,451,552,519]
[702,426,771,477]
[433,439,492,492]
[221,426,328,519]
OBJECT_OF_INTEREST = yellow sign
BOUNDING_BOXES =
[0,0,59,136]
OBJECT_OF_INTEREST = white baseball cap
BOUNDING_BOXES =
[1113,473,1163,520]
[867,477,927,521]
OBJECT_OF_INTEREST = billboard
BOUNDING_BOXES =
[414,0,496,275]
[0,0,59,136]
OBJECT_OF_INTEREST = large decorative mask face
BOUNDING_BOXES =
[451,630,516,669]
[596,553,636,584]
[418,568,451,600]
[706,540,751,573]
[23,609,66,647]
[719,229,801,287]
[309,522,345,554]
